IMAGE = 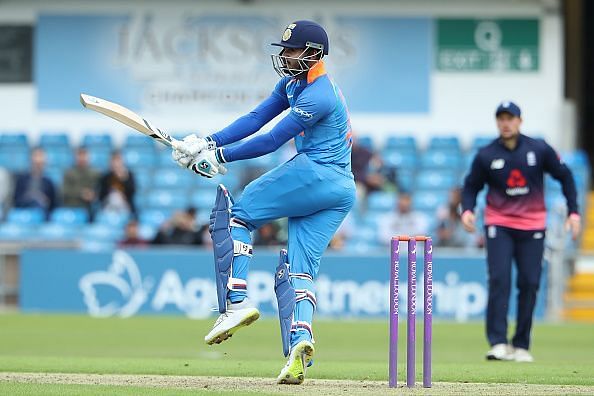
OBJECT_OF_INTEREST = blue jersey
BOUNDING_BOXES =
[273,62,352,168]
[209,61,352,170]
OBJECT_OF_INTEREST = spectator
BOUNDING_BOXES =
[351,137,385,207]
[152,208,204,245]
[436,187,478,248]
[118,219,148,247]
[97,151,136,216]
[377,191,430,244]
[13,147,57,218]
[62,147,99,218]
[253,221,283,246]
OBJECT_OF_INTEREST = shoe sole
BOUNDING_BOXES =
[205,309,260,345]
[277,342,315,385]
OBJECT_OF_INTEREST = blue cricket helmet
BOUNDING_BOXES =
[271,20,329,55]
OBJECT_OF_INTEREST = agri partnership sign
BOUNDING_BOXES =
[20,248,547,321]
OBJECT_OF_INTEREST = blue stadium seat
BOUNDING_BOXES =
[139,209,172,227]
[0,223,35,240]
[133,168,153,191]
[138,223,158,240]
[157,149,179,168]
[354,225,378,245]
[123,147,156,169]
[412,190,449,212]
[39,133,70,147]
[355,136,374,150]
[37,223,78,240]
[50,207,89,225]
[94,211,130,228]
[87,148,111,171]
[561,150,589,168]
[81,224,123,242]
[44,169,63,187]
[420,150,462,169]
[384,136,416,151]
[81,133,113,149]
[146,189,190,210]
[7,208,45,225]
[471,136,494,150]
[124,134,155,148]
[382,149,417,170]
[190,189,218,210]
[415,169,458,190]
[0,147,29,172]
[0,132,28,148]
[153,168,192,189]
[368,191,396,212]
[396,169,415,192]
[428,136,461,152]
[44,147,74,169]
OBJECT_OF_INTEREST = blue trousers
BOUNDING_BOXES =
[484,225,545,350]
[229,153,355,345]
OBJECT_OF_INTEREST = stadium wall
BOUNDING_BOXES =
[0,0,568,149]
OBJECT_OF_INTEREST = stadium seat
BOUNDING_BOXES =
[428,136,461,152]
[133,168,153,191]
[81,223,123,242]
[50,207,89,225]
[382,149,417,170]
[138,223,158,240]
[39,133,70,147]
[6,208,45,225]
[471,136,494,150]
[368,191,396,212]
[0,223,35,240]
[94,211,130,228]
[123,147,156,169]
[81,133,113,149]
[44,147,74,169]
[396,169,415,192]
[139,209,172,227]
[37,223,78,240]
[153,168,192,189]
[157,149,179,168]
[87,148,111,171]
[44,169,63,187]
[190,189,218,210]
[146,189,190,210]
[420,150,462,169]
[384,136,416,151]
[355,136,374,150]
[415,169,458,190]
[0,147,29,172]
[412,190,449,212]
[124,134,155,148]
[0,132,28,148]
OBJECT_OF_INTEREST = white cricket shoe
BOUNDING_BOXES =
[512,348,534,362]
[277,340,315,385]
[204,299,260,345]
[486,343,514,361]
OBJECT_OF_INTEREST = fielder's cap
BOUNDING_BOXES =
[495,101,521,117]
[271,20,329,55]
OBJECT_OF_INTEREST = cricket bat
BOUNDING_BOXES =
[80,93,180,149]
[80,93,226,175]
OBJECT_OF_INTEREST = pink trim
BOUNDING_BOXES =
[485,206,546,230]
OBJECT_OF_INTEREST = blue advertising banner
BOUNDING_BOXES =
[35,13,431,113]
[20,248,547,321]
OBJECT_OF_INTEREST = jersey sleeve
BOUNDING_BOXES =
[288,81,335,129]
[542,142,579,215]
[462,152,487,212]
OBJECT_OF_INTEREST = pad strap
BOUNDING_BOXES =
[291,321,315,343]
[227,277,247,292]
[295,289,317,310]
[233,240,253,257]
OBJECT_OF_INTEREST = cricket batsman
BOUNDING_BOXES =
[172,20,356,384]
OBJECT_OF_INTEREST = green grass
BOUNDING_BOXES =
[1,314,593,388]
[0,382,220,396]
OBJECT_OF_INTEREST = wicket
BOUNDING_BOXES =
[389,235,433,388]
